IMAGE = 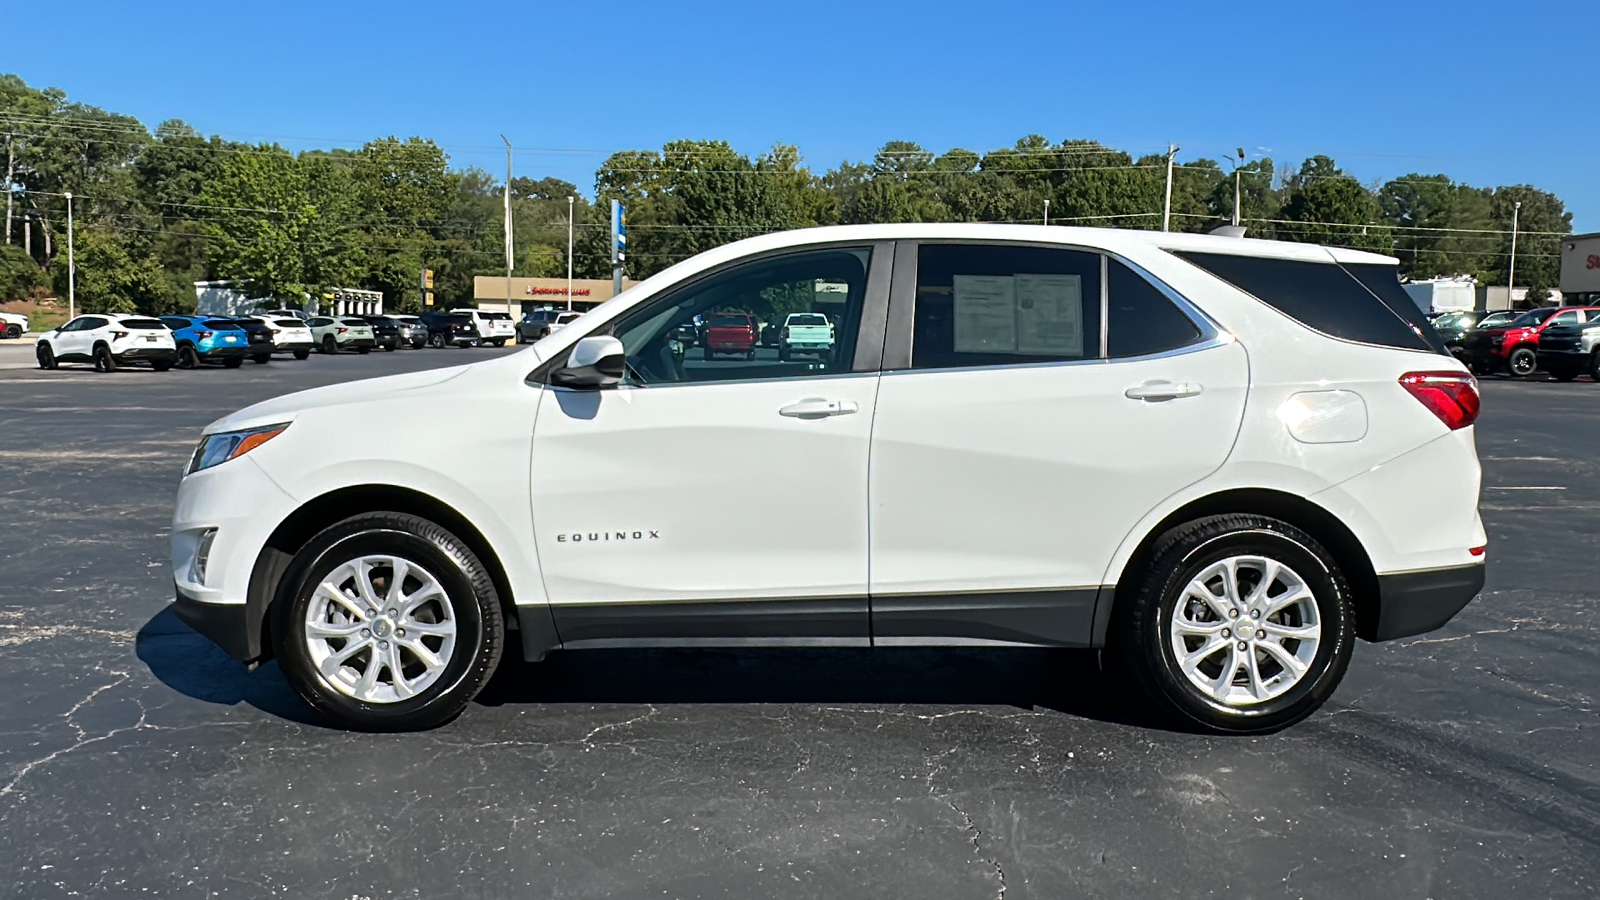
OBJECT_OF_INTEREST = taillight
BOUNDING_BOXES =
[196,330,213,339]
[337,327,347,334]
[1400,371,1479,430]
[110,330,129,340]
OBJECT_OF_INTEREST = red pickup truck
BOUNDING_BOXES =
[1459,306,1600,377]
[701,313,758,360]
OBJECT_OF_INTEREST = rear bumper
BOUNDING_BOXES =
[274,340,315,351]
[341,338,377,348]
[200,345,249,359]
[172,585,256,662]
[1370,562,1486,641]
[113,347,177,363]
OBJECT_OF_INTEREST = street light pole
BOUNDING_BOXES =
[1232,148,1245,228]
[1508,200,1522,305]
[1161,143,1178,232]
[1042,198,1049,226]
[566,196,575,312]
[501,135,514,319]
[64,191,75,320]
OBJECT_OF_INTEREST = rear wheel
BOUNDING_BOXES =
[1507,346,1537,377]
[37,343,57,370]
[383,344,396,352]
[152,361,172,372]
[273,512,504,731]
[779,345,791,362]
[322,335,337,355]
[93,345,117,373]
[252,355,271,365]
[1114,514,1355,734]
[223,357,244,369]
[177,345,199,369]
[429,332,445,349]
[293,349,311,360]
[1590,350,1600,382]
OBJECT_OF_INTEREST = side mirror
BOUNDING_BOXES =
[551,335,626,389]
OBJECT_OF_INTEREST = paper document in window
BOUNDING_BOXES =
[952,275,1017,352]
[1015,274,1083,356]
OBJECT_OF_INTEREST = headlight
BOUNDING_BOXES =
[187,423,289,475]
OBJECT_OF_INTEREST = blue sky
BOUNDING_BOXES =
[28,0,1599,230]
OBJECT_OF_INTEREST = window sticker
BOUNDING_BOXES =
[952,273,1083,356]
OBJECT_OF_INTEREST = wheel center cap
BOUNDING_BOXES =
[372,619,392,638]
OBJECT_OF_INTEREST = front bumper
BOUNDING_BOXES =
[172,584,257,661]
[1370,562,1486,641]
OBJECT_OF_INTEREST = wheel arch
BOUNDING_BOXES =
[247,484,528,663]
[1103,488,1383,643]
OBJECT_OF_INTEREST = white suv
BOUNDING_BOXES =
[170,225,1485,732]
[306,316,376,354]
[450,308,516,346]
[37,313,178,372]
[251,316,316,359]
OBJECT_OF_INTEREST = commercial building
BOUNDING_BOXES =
[472,276,634,319]
[1559,233,1600,305]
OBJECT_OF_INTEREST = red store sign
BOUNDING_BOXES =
[526,286,592,296]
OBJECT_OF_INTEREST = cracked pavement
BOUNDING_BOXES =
[0,352,1597,898]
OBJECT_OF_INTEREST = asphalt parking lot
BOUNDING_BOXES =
[0,350,1596,899]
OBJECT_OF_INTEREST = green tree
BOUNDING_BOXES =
[1488,185,1571,290]
[1278,157,1388,251]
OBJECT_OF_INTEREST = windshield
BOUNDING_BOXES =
[481,312,511,320]
[709,315,750,327]
[1509,308,1557,328]
[788,314,828,326]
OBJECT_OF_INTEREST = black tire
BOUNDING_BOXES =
[93,344,117,373]
[322,335,337,355]
[1590,350,1600,382]
[745,350,756,361]
[222,357,244,369]
[778,345,791,362]
[412,340,426,350]
[429,332,445,349]
[357,346,371,355]
[252,355,271,365]
[152,361,172,372]
[293,349,311,360]
[37,343,57,370]
[3,324,18,339]
[1507,346,1537,378]
[1113,514,1356,734]
[273,512,505,731]
[489,340,504,348]
[383,344,396,352]
[177,345,199,370]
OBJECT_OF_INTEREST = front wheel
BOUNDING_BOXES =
[36,344,57,370]
[322,336,337,355]
[252,355,271,365]
[272,512,505,731]
[429,332,445,349]
[293,349,311,360]
[1114,514,1355,734]
[93,345,117,373]
[1507,347,1537,377]
[1589,350,1600,382]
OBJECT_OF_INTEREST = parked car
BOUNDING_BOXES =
[220,317,277,364]
[759,321,780,347]
[1535,316,1600,381]
[250,316,315,359]
[307,316,376,354]
[160,315,253,369]
[517,308,577,342]
[779,311,836,362]
[1431,310,1489,358]
[387,314,429,349]
[450,308,516,346]
[0,311,28,339]
[701,312,758,360]
[356,316,403,352]
[172,224,1485,734]
[1477,310,1518,329]
[259,308,309,321]
[1458,306,1600,376]
[35,313,177,372]
[419,312,481,348]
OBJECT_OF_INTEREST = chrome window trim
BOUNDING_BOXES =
[880,333,1233,378]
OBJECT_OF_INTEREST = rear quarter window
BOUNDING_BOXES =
[1175,252,1442,354]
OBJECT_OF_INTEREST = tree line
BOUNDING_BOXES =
[1,72,1576,316]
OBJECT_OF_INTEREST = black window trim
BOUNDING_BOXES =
[528,239,895,388]
[881,239,1222,374]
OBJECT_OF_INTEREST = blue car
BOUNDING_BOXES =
[159,316,253,369]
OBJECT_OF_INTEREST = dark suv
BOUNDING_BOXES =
[357,315,403,352]
[419,312,480,348]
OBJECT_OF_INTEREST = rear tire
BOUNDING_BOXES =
[1113,514,1356,734]
[1507,346,1537,378]
[293,349,311,360]
[252,355,271,365]
[272,512,505,732]
[322,335,337,355]
[223,357,244,369]
[383,345,396,352]
[1590,350,1600,382]
[152,361,172,372]
[429,333,445,349]
[177,345,199,370]
[93,345,117,373]
[37,344,57,370]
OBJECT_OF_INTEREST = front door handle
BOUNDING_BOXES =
[1124,381,1203,402]
[779,398,859,419]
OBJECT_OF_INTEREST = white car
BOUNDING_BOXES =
[171,224,1485,732]
[36,313,177,372]
[305,316,376,354]
[548,311,582,335]
[251,316,316,359]
[0,311,28,339]
[450,308,516,346]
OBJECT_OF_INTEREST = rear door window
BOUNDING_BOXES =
[1175,252,1441,354]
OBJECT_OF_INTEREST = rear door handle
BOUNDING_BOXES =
[1125,381,1203,401]
[779,398,859,419]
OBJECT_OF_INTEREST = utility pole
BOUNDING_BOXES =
[1161,143,1178,232]
[1042,198,1050,226]
[611,199,626,298]
[566,195,575,312]
[1232,148,1245,228]
[501,135,514,318]
[64,189,74,318]
[1508,200,1522,303]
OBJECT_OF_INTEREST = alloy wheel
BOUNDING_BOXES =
[302,554,459,704]
[1168,555,1322,706]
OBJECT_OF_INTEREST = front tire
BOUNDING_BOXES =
[252,355,271,365]
[1589,350,1600,382]
[293,349,311,360]
[322,335,337,355]
[273,513,505,731]
[37,344,57,370]
[1507,346,1537,378]
[93,345,117,373]
[223,357,244,369]
[429,332,445,349]
[177,345,199,370]
[1114,514,1355,734]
